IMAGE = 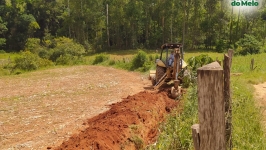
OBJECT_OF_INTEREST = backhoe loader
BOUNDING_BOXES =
[149,43,187,98]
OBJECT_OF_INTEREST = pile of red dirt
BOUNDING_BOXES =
[53,90,178,150]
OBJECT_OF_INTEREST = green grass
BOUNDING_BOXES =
[231,76,266,149]
[0,52,20,60]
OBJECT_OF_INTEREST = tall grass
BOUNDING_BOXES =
[231,76,266,149]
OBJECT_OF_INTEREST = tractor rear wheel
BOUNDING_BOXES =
[156,66,165,83]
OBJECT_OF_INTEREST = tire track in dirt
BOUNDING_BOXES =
[0,66,150,150]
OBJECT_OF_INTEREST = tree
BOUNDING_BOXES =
[0,16,8,48]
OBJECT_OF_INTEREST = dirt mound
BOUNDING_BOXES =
[53,90,178,150]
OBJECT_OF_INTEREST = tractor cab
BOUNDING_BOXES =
[157,43,184,68]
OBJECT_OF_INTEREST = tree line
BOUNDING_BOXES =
[0,0,266,52]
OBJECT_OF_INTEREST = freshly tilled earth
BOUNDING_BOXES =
[0,65,178,150]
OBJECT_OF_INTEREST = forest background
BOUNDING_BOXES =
[0,0,266,54]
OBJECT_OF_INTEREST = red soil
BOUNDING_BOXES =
[53,90,178,150]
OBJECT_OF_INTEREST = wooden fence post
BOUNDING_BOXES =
[224,50,233,150]
[197,62,225,150]
[191,124,200,150]
[228,49,233,68]
[250,58,255,70]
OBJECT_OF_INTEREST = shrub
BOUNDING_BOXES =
[14,51,53,71]
[236,34,262,55]
[49,37,85,62]
[92,53,110,65]
[216,39,227,53]
[259,44,266,53]
[187,54,214,72]
[131,50,148,70]
[148,54,154,61]
[38,49,51,59]
[108,60,116,65]
[115,61,132,70]
[55,54,84,65]
[25,38,45,54]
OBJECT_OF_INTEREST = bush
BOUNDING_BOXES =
[92,53,110,65]
[38,49,51,59]
[236,34,262,55]
[131,50,148,70]
[25,38,46,54]
[187,54,214,72]
[56,54,84,65]
[260,44,266,53]
[108,60,116,65]
[49,37,85,62]
[155,54,159,60]
[14,51,53,71]
[216,39,227,53]
[148,54,154,61]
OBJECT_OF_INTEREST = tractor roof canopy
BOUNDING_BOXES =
[161,43,182,49]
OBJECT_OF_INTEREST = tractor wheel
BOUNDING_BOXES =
[156,66,165,83]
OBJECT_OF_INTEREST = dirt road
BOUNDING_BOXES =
[0,66,151,149]
[254,82,266,127]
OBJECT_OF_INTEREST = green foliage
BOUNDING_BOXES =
[14,51,53,71]
[38,49,50,59]
[181,70,191,88]
[260,44,266,53]
[108,60,116,65]
[0,0,265,52]
[154,54,159,60]
[187,54,214,71]
[0,17,7,47]
[131,50,148,70]
[92,53,110,65]
[0,50,6,53]
[216,39,228,53]
[25,37,86,66]
[25,38,45,54]
[231,77,266,149]
[236,34,262,56]
[49,37,85,62]
[55,54,84,65]
[0,38,6,47]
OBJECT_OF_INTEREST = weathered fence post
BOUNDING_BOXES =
[224,50,233,150]
[191,124,200,150]
[228,49,233,68]
[250,58,254,70]
[250,58,255,70]
[197,62,225,150]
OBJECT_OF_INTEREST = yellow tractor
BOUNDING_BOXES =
[149,43,187,98]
